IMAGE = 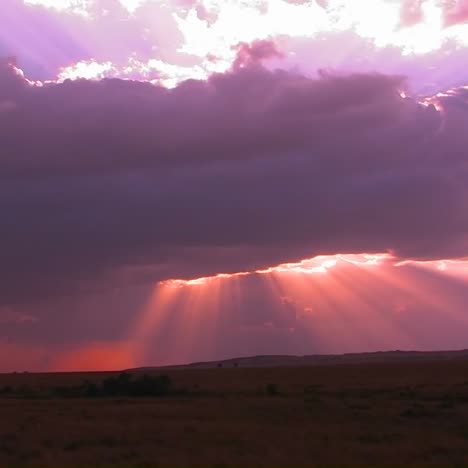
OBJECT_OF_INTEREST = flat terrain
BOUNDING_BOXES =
[2,355,468,467]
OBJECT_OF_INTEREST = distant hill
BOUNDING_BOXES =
[132,349,468,371]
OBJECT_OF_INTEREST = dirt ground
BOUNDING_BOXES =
[2,359,468,467]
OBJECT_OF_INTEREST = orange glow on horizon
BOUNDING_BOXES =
[51,341,135,372]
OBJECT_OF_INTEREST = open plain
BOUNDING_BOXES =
[2,353,468,467]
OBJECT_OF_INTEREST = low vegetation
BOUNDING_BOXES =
[1,373,174,399]
[1,360,468,466]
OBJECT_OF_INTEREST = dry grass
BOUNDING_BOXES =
[1,360,468,467]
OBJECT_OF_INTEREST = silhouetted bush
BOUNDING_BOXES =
[130,374,171,397]
[52,385,85,398]
[92,373,172,398]
[16,385,36,398]
[84,382,100,398]
[1,372,178,399]
[102,372,133,396]
[266,383,279,396]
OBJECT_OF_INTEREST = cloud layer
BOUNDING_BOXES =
[1,56,468,308]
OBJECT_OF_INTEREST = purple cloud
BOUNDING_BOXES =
[1,56,467,311]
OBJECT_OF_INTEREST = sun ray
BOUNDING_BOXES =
[129,282,182,365]
[127,252,468,362]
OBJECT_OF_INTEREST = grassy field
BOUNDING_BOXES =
[2,359,468,467]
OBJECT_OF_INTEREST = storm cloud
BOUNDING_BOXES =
[1,56,468,307]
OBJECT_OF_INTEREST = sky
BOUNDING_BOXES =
[1,0,468,372]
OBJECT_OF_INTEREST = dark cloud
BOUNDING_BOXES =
[1,56,468,307]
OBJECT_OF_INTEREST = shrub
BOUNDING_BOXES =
[129,374,171,397]
[100,373,172,397]
[84,382,100,398]
[102,372,133,396]
[266,383,279,396]
[3,372,174,399]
